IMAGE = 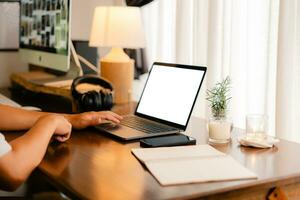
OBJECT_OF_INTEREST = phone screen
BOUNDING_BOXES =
[140,134,196,147]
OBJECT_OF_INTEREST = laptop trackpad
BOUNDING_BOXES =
[98,122,120,131]
[95,123,145,139]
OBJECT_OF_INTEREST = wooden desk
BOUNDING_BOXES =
[3,102,300,199]
[10,71,111,113]
[10,71,72,99]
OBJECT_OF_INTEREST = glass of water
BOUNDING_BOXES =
[246,114,268,141]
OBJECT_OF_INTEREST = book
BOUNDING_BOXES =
[132,145,257,186]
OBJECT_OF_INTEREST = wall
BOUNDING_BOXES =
[71,0,119,41]
[0,0,118,87]
[0,53,27,87]
[71,0,118,65]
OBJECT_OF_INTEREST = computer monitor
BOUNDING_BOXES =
[19,0,71,72]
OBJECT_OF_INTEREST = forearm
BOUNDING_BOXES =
[0,105,122,131]
[0,117,55,190]
[0,105,49,130]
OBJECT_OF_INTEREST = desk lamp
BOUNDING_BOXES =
[89,6,145,104]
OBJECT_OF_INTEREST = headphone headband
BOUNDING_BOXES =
[71,75,114,99]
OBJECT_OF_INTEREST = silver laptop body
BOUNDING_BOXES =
[95,62,207,140]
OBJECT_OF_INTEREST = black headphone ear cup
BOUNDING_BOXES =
[106,92,113,109]
[100,90,108,110]
[71,75,114,112]
[81,93,91,112]
[94,91,103,111]
[82,91,101,111]
[102,90,113,110]
[82,92,93,112]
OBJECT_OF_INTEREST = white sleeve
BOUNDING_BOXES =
[0,133,12,157]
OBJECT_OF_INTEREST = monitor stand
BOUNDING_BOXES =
[28,42,83,87]
[28,62,81,87]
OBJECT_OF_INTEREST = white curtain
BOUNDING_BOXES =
[207,0,279,135]
[141,0,300,142]
[276,0,300,142]
[141,0,208,66]
[141,0,208,117]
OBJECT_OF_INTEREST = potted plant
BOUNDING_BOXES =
[206,76,232,143]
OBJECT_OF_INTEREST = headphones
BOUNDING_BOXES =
[71,75,114,112]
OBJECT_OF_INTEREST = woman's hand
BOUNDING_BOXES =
[0,114,71,191]
[66,111,123,130]
[38,114,72,142]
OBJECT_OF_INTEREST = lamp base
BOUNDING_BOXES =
[100,59,134,104]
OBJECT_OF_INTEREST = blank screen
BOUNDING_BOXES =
[136,64,205,126]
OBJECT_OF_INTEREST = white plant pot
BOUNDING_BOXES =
[208,117,232,143]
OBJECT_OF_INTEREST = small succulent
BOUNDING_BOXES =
[206,76,231,119]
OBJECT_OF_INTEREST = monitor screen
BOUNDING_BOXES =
[19,0,70,72]
[136,63,206,127]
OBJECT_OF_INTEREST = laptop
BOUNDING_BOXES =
[95,62,207,140]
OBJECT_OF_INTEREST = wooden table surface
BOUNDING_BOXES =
[4,102,300,200]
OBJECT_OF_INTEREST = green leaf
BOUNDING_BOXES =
[206,76,232,118]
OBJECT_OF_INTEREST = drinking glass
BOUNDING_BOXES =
[246,114,268,141]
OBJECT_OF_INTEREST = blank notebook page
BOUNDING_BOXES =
[132,145,257,186]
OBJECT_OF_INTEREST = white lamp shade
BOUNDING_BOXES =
[89,6,145,48]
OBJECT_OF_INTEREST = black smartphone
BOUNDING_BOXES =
[140,134,196,148]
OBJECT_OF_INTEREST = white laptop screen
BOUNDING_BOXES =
[136,63,205,126]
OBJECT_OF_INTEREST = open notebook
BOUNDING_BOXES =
[132,145,257,186]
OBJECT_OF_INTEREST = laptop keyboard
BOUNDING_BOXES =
[121,116,178,134]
